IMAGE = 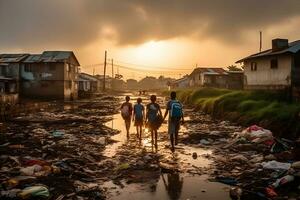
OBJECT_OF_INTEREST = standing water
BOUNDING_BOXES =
[102,94,231,200]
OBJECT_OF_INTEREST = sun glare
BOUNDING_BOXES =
[134,40,166,61]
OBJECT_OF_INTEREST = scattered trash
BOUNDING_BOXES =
[18,185,49,199]
[229,187,242,200]
[214,177,238,186]
[265,186,278,198]
[292,161,300,169]
[95,137,106,145]
[52,130,65,137]
[200,139,210,145]
[261,160,291,171]
[192,152,197,159]
[116,163,130,171]
[74,180,99,192]
[240,125,274,145]
[271,175,294,188]
[231,155,248,162]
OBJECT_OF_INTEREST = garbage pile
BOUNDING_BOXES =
[213,124,300,199]
[0,96,120,199]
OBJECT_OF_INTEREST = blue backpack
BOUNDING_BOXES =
[170,100,183,118]
[134,104,143,119]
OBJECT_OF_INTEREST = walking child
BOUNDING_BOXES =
[133,97,145,139]
[121,96,133,137]
[146,95,162,148]
[163,91,184,152]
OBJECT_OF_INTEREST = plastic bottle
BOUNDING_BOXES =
[271,175,294,188]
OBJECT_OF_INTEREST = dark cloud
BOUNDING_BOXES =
[1,0,300,49]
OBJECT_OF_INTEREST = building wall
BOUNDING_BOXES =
[203,74,228,88]
[0,63,20,79]
[20,62,78,100]
[244,54,292,89]
[189,73,204,86]
[227,73,244,90]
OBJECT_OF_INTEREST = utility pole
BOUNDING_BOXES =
[103,51,107,91]
[111,59,114,78]
[93,68,95,76]
[259,31,263,52]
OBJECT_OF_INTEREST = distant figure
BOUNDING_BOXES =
[146,95,162,148]
[163,91,184,152]
[121,96,133,137]
[133,97,145,139]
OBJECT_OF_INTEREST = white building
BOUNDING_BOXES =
[237,39,300,95]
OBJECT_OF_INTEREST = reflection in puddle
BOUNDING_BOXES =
[103,94,230,200]
[104,113,128,157]
[104,174,230,200]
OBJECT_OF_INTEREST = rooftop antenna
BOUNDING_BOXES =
[259,31,263,52]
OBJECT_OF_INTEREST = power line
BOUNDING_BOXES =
[109,63,191,74]
[113,59,194,71]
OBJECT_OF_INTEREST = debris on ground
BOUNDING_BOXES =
[0,95,119,199]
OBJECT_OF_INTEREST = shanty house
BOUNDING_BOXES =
[0,54,28,104]
[78,73,100,93]
[189,67,228,88]
[237,38,300,99]
[20,51,79,100]
[227,71,244,90]
[170,76,190,89]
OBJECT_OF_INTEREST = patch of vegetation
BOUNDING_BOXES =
[165,88,300,137]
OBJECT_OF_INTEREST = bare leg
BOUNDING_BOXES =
[175,122,180,145]
[170,134,175,152]
[154,130,158,148]
[175,130,178,145]
[151,130,154,145]
[125,119,130,137]
[139,126,142,139]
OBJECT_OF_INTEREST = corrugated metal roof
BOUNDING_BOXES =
[23,54,42,63]
[236,40,300,63]
[23,51,80,66]
[190,67,227,76]
[0,54,29,63]
[41,51,73,62]
[79,73,99,81]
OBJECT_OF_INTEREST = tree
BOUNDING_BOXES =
[227,65,243,71]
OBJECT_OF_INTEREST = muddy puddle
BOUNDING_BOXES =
[102,94,230,200]
[103,175,230,200]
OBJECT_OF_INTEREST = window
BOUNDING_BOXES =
[251,62,257,71]
[0,66,7,76]
[199,74,201,80]
[270,59,278,69]
[25,64,33,72]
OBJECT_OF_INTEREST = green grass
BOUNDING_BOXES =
[165,88,300,137]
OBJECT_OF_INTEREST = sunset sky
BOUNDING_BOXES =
[1,0,300,79]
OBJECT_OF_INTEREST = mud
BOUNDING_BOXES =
[1,93,299,200]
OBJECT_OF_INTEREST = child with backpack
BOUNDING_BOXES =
[163,91,184,152]
[133,97,145,139]
[121,96,133,137]
[146,95,162,148]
